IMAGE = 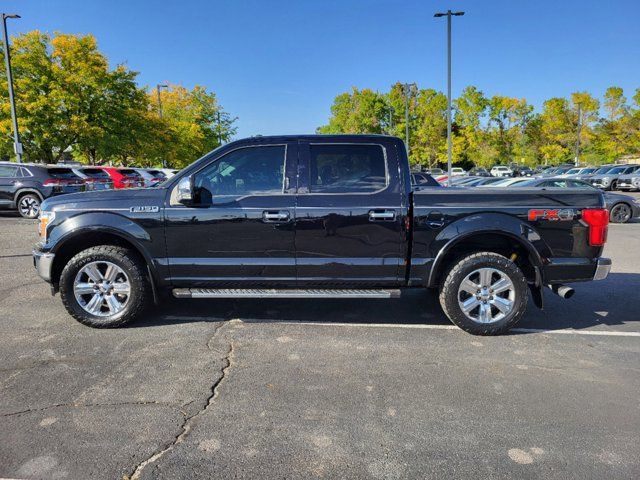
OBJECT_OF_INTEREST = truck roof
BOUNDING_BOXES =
[240,134,402,143]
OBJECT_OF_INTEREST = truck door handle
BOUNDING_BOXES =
[369,210,396,221]
[263,210,290,222]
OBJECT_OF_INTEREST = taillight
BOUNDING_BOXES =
[43,178,62,187]
[581,208,609,247]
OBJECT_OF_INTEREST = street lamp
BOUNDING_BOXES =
[2,13,22,163]
[434,9,464,186]
[156,84,168,167]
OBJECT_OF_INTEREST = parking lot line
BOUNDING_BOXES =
[280,322,640,337]
[162,317,640,337]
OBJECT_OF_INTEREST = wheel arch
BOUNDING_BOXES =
[427,229,544,288]
[50,228,155,289]
[14,188,44,203]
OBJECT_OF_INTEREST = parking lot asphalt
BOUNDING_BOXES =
[1,202,639,479]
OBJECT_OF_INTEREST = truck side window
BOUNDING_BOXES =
[309,144,387,193]
[194,145,286,200]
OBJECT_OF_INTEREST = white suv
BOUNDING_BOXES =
[490,166,513,177]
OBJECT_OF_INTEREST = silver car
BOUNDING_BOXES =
[587,165,640,190]
[616,169,640,191]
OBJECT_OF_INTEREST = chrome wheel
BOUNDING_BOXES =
[74,261,131,317]
[610,203,631,223]
[457,267,515,324]
[18,195,40,218]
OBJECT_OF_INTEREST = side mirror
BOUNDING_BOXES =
[176,176,193,205]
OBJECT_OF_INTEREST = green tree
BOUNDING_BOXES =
[150,84,237,168]
[0,31,238,166]
[317,87,388,134]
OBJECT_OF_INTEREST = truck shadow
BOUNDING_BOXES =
[136,273,640,334]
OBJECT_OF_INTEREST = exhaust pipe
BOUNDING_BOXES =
[547,284,575,299]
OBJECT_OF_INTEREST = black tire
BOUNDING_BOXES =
[609,203,632,224]
[17,193,41,219]
[439,252,528,335]
[59,245,150,328]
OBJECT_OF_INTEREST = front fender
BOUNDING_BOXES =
[427,212,548,287]
[47,211,154,265]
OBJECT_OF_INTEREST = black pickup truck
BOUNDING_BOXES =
[33,135,611,335]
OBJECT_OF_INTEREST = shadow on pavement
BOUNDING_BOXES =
[131,273,640,333]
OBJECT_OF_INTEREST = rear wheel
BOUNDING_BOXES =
[609,203,632,223]
[59,245,150,328]
[17,193,41,219]
[439,252,528,335]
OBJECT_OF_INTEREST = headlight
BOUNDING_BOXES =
[38,211,55,241]
[601,177,610,183]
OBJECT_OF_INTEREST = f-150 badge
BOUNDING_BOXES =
[130,206,159,213]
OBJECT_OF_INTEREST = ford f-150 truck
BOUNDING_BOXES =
[32,135,612,335]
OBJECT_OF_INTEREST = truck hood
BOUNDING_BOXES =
[41,187,167,213]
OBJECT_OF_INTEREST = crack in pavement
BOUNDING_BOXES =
[127,321,236,480]
[1,401,178,418]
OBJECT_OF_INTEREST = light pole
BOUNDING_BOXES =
[574,103,581,167]
[434,9,464,186]
[402,83,412,155]
[156,84,168,167]
[2,13,22,163]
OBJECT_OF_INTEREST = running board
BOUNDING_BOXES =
[172,288,401,299]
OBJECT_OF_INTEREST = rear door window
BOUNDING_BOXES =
[119,169,143,177]
[81,168,111,179]
[47,168,80,179]
[0,166,18,177]
[308,144,387,193]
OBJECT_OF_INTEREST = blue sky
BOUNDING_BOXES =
[4,0,640,138]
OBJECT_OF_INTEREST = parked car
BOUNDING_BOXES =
[133,168,168,187]
[587,165,640,190]
[512,166,534,177]
[33,135,611,336]
[411,172,441,188]
[513,177,640,223]
[0,163,85,218]
[490,166,513,177]
[465,177,507,187]
[467,167,491,177]
[563,166,598,178]
[479,177,529,188]
[100,167,146,189]
[451,167,467,177]
[423,167,445,176]
[542,166,576,177]
[616,170,640,192]
[450,176,481,186]
[71,167,114,191]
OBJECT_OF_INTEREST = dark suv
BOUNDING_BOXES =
[0,162,85,218]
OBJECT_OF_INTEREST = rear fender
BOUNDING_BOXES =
[427,212,547,288]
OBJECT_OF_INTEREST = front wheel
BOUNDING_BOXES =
[439,252,528,335]
[59,245,150,328]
